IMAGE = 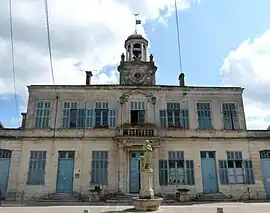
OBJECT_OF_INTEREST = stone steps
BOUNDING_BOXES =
[195,193,233,201]
[37,193,81,202]
[106,195,135,204]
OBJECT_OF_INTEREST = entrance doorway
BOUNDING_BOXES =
[56,151,75,193]
[260,150,270,198]
[201,151,218,193]
[129,151,142,193]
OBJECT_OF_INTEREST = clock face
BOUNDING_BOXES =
[130,69,145,84]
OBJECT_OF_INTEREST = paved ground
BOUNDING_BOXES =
[0,203,270,213]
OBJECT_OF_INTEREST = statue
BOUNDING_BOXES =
[140,140,153,172]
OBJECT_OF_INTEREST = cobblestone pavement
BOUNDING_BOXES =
[0,203,270,213]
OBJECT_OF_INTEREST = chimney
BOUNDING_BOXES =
[86,71,93,85]
[21,112,26,129]
[178,73,185,87]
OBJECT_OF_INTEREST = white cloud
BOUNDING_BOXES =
[0,0,198,101]
[220,30,270,130]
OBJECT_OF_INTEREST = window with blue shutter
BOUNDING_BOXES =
[91,151,108,185]
[222,103,238,130]
[159,104,189,129]
[219,160,228,184]
[35,101,51,128]
[197,103,212,129]
[158,152,195,186]
[27,151,46,185]
[219,152,253,185]
[95,102,109,127]
[244,160,255,184]
[109,109,116,128]
[61,101,77,128]
[86,109,94,128]
[186,160,195,185]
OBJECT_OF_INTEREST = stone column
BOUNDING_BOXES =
[118,146,125,194]
[153,147,160,194]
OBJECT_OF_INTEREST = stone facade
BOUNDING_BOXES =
[0,34,270,201]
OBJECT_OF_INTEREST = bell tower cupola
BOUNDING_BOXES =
[118,34,157,86]
[124,34,148,61]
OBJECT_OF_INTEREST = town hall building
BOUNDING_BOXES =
[0,33,270,201]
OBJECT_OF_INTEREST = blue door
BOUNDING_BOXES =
[260,150,270,198]
[56,151,75,193]
[129,151,142,193]
[0,150,12,197]
[201,151,218,193]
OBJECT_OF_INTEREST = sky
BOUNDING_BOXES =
[0,0,270,129]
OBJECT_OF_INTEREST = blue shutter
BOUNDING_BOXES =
[185,160,195,185]
[86,109,94,128]
[181,110,189,129]
[91,151,108,185]
[27,151,46,185]
[109,109,116,128]
[159,160,168,185]
[244,160,255,184]
[219,160,228,184]
[77,109,86,128]
[159,110,167,129]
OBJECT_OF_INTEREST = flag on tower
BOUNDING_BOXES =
[136,19,141,25]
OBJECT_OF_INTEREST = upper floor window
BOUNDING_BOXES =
[35,100,51,128]
[61,101,77,128]
[130,101,145,124]
[196,102,212,129]
[159,103,189,129]
[61,101,116,129]
[219,151,254,185]
[95,101,109,128]
[222,103,238,130]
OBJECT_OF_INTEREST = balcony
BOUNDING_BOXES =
[122,123,155,137]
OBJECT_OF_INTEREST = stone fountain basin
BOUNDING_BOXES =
[133,197,163,211]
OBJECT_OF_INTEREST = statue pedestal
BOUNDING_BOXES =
[133,140,163,211]
[139,170,154,199]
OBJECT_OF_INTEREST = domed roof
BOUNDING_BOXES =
[127,34,144,40]
[125,34,148,46]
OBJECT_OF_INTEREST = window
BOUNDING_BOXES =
[130,101,145,124]
[95,102,109,127]
[91,151,108,185]
[222,103,238,129]
[35,101,51,128]
[159,151,195,185]
[260,150,270,159]
[61,101,77,128]
[27,151,46,185]
[197,103,212,129]
[159,103,189,129]
[219,151,254,185]
[69,108,86,128]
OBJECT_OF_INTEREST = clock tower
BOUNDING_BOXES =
[117,34,157,85]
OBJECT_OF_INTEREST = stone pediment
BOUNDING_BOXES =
[120,90,156,103]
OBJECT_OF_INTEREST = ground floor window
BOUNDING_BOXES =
[219,151,254,185]
[91,151,108,185]
[159,151,195,185]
